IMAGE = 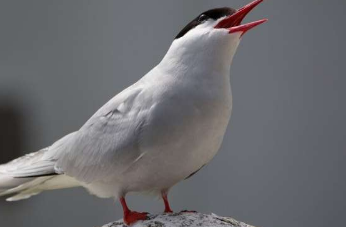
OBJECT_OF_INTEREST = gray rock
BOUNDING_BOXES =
[100,212,255,227]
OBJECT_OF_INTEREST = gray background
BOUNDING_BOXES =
[0,0,345,227]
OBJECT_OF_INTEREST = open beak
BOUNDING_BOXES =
[214,0,268,37]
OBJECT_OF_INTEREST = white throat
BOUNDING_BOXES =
[158,29,242,81]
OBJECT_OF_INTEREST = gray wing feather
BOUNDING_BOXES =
[54,86,149,183]
[0,148,55,178]
[0,131,80,178]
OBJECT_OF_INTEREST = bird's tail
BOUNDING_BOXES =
[0,148,80,201]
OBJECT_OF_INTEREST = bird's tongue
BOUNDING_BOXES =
[214,0,267,36]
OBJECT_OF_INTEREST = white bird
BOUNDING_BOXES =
[0,0,267,225]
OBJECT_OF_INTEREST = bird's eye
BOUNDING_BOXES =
[198,14,208,22]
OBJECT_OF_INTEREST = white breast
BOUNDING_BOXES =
[84,30,240,198]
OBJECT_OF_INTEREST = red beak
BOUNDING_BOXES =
[214,0,268,37]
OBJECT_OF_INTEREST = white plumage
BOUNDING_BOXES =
[0,2,267,223]
[0,23,240,201]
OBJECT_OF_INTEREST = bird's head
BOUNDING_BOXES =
[160,0,267,74]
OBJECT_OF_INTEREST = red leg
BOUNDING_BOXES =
[119,197,148,225]
[161,191,173,213]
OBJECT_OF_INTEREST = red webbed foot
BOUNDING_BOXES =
[164,207,173,213]
[124,211,148,225]
[120,197,148,225]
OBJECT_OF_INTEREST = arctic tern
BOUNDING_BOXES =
[0,0,267,225]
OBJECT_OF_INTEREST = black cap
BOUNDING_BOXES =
[175,7,236,39]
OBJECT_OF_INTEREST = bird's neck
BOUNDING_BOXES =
[157,37,240,81]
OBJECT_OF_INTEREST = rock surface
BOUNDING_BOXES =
[100,212,255,227]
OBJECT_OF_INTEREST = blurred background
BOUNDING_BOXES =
[0,0,345,227]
